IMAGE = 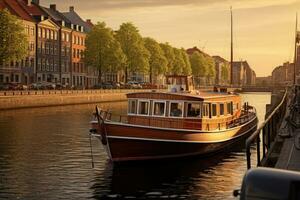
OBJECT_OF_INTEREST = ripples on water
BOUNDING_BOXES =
[0,93,270,199]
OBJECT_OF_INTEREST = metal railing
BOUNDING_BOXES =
[0,89,165,97]
[246,90,288,169]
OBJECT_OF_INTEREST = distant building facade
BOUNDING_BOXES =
[212,55,230,85]
[0,0,98,88]
[271,62,293,86]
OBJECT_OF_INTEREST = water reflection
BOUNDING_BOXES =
[0,93,270,199]
[91,147,247,199]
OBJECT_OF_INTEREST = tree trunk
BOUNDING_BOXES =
[125,66,128,83]
[149,65,152,84]
[98,68,102,84]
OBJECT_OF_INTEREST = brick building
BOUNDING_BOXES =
[0,0,98,88]
[63,6,98,88]
[212,55,230,85]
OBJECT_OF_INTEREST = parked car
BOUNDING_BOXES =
[125,81,142,89]
[31,82,56,90]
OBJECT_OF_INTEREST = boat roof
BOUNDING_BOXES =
[127,90,239,101]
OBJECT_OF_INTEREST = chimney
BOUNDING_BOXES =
[86,19,91,23]
[32,0,39,5]
[50,4,56,11]
[69,6,74,12]
[26,0,31,6]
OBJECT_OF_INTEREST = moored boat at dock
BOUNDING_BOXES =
[90,75,258,162]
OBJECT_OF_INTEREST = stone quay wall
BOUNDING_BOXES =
[0,89,157,110]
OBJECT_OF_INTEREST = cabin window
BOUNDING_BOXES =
[202,103,210,118]
[211,104,217,117]
[169,102,183,117]
[187,103,201,117]
[128,100,137,114]
[233,103,237,111]
[227,102,233,115]
[220,103,224,115]
[138,101,149,115]
[153,101,166,116]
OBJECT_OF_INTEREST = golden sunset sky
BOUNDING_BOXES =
[41,0,300,77]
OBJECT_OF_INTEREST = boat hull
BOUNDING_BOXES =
[94,115,258,162]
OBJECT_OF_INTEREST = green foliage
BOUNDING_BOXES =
[221,63,229,83]
[143,37,167,83]
[85,22,126,81]
[116,22,150,82]
[159,43,175,75]
[189,51,207,77]
[206,56,216,79]
[0,9,27,64]
[172,48,185,75]
[180,48,192,75]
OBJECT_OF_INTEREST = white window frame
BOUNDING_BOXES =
[152,100,166,117]
[211,103,218,118]
[186,101,202,119]
[137,99,150,116]
[219,103,225,116]
[127,99,137,115]
[202,103,210,118]
[169,101,184,118]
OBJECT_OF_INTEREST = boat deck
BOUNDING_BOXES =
[275,129,300,170]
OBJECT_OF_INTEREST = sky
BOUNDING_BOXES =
[41,0,300,77]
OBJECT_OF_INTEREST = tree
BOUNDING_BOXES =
[172,48,185,75]
[221,63,229,84]
[189,51,207,77]
[116,22,150,82]
[0,9,27,65]
[160,43,176,75]
[143,37,167,83]
[85,22,126,83]
[206,56,216,85]
[180,48,192,75]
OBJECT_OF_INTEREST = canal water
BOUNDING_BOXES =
[0,93,270,199]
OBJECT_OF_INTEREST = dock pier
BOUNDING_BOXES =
[238,87,300,199]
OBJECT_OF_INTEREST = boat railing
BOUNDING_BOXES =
[94,106,256,131]
[245,89,288,169]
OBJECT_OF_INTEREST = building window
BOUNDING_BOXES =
[15,74,19,82]
[77,49,80,58]
[187,103,201,117]
[66,33,69,42]
[54,31,57,40]
[128,100,137,114]
[30,27,34,36]
[169,102,183,117]
[219,103,225,115]
[138,101,149,115]
[211,104,217,117]
[153,101,165,116]
[62,32,65,41]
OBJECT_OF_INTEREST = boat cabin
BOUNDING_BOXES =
[166,75,194,93]
[126,91,242,131]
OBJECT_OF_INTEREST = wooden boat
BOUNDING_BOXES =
[90,75,258,162]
